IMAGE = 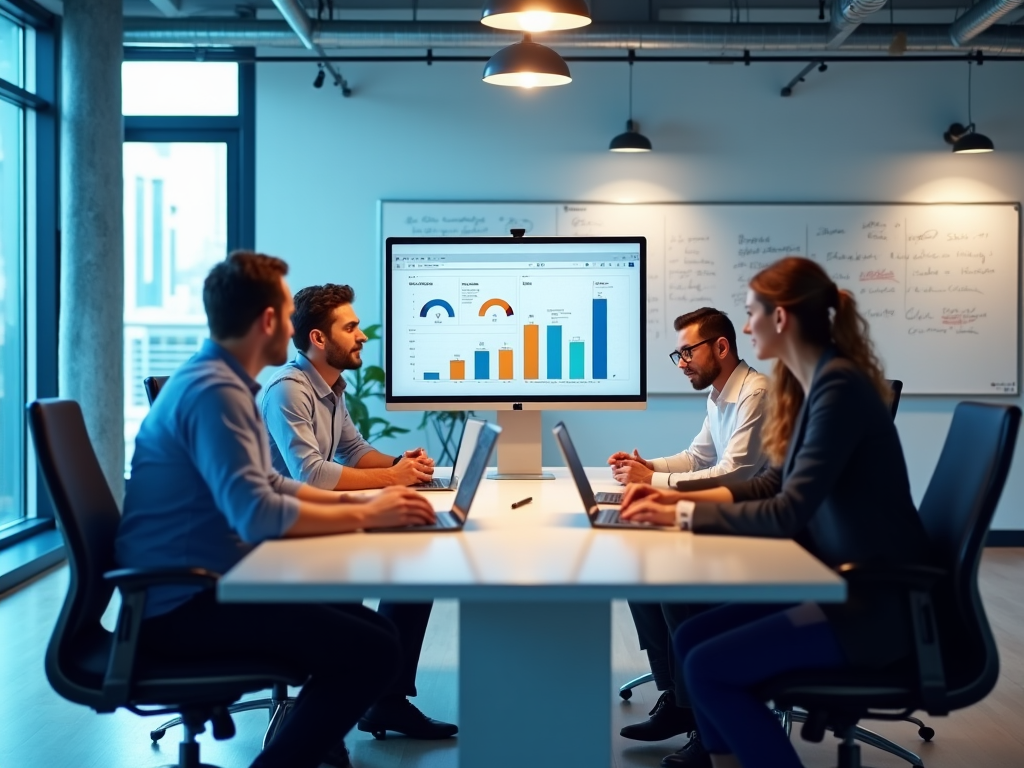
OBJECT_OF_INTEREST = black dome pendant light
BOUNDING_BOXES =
[944,61,994,154]
[609,56,652,152]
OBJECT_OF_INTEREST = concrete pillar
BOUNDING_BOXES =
[60,0,125,502]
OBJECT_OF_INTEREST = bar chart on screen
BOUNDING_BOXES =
[398,265,634,391]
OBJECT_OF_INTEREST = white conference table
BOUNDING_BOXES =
[219,467,845,768]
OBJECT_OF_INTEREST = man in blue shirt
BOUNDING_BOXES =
[261,283,457,741]
[116,252,436,768]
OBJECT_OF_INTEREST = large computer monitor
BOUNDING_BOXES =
[385,235,647,478]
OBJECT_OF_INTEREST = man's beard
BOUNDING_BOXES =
[687,357,721,391]
[325,337,361,371]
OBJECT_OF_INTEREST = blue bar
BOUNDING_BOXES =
[423,372,440,380]
[546,326,562,379]
[569,341,585,379]
[593,298,608,379]
[474,350,490,380]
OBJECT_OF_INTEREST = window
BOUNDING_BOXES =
[0,96,22,529]
[122,58,254,471]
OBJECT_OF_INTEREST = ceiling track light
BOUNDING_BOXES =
[944,61,994,154]
[480,0,592,32]
[609,57,652,152]
[482,32,572,88]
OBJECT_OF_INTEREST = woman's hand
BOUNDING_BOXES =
[620,496,678,527]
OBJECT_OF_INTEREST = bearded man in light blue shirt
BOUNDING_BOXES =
[261,283,456,742]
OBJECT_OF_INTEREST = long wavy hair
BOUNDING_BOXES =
[751,257,889,465]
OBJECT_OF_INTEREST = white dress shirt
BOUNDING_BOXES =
[649,360,769,488]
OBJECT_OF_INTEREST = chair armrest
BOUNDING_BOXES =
[838,562,948,714]
[836,562,946,590]
[104,567,221,593]
[98,567,220,711]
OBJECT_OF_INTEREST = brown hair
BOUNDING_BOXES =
[203,250,289,340]
[291,283,357,352]
[750,257,888,464]
[673,307,738,357]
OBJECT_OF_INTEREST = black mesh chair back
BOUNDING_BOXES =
[143,375,169,406]
[917,402,1020,709]
[886,379,903,419]
[28,399,121,710]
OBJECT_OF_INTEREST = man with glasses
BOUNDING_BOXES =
[609,307,768,767]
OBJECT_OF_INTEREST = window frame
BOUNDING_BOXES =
[0,0,57,551]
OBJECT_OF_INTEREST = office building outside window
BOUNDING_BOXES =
[122,60,249,472]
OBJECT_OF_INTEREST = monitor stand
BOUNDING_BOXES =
[487,410,555,480]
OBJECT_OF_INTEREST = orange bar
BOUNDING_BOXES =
[524,325,539,379]
[498,349,513,380]
[450,359,466,380]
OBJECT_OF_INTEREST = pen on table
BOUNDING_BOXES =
[511,496,533,509]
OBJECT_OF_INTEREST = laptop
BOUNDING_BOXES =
[412,418,486,492]
[369,422,501,532]
[553,422,667,530]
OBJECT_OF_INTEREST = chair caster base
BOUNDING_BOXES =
[918,726,935,741]
[619,689,633,700]
[369,729,388,740]
[151,729,167,742]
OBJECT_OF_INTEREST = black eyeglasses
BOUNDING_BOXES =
[669,338,716,366]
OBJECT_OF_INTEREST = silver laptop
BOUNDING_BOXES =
[369,422,501,532]
[553,422,666,530]
[412,418,486,492]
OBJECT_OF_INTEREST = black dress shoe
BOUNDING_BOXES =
[321,740,350,768]
[357,697,458,740]
[620,690,698,742]
[660,731,712,768]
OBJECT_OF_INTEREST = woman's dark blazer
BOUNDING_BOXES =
[684,349,932,668]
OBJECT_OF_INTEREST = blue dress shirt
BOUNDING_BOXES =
[116,340,302,618]
[260,353,375,489]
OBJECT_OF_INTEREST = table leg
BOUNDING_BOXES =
[459,600,611,768]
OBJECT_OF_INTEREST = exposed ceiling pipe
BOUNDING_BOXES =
[827,0,889,48]
[950,0,1024,47]
[269,0,351,95]
[121,20,1024,55]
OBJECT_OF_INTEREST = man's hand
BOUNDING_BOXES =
[612,460,654,485]
[389,454,434,486]
[362,487,436,529]
[608,449,654,485]
[620,496,678,527]
[403,447,435,469]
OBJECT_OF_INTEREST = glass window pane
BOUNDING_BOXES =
[0,15,23,89]
[122,62,239,116]
[123,142,227,470]
[0,99,23,527]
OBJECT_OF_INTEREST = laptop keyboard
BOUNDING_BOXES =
[414,478,447,489]
[595,491,623,505]
[595,507,623,525]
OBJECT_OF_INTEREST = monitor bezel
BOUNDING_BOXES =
[384,236,648,410]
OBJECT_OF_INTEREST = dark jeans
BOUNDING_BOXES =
[627,601,714,705]
[139,591,402,768]
[674,603,846,768]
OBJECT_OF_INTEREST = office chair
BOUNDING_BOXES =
[28,399,305,768]
[618,379,907,702]
[141,375,298,747]
[765,401,1020,768]
[143,375,170,405]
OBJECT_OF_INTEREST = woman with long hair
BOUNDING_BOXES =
[619,256,932,768]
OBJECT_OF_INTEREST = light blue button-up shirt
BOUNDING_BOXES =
[116,340,303,618]
[260,353,375,490]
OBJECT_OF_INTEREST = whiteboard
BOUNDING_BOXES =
[381,202,1021,395]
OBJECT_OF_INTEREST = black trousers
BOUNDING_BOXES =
[139,592,403,768]
[628,601,714,706]
[373,600,432,699]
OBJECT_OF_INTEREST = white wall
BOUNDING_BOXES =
[256,56,1024,529]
